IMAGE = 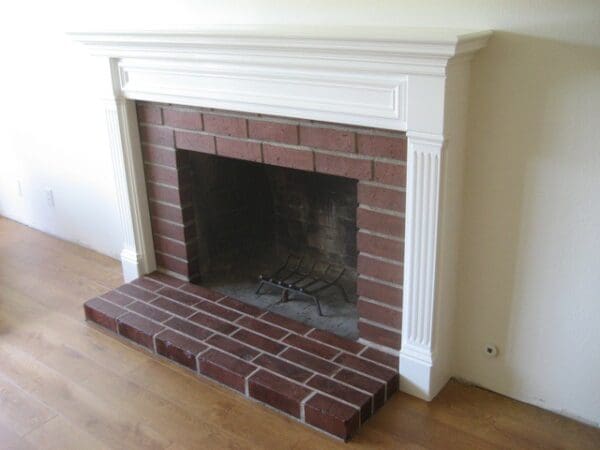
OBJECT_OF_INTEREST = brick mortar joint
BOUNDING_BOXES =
[358,296,403,313]
[358,274,403,289]
[358,318,403,335]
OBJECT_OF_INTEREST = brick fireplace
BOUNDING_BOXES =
[138,101,406,349]
[73,26,490,440]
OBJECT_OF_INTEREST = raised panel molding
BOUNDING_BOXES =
[117,59,408,130]
[72,26,491,401]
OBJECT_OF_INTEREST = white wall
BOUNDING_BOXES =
[1,0,599,425]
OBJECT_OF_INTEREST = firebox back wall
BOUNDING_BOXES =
[189,152,358,276]
[138,101,407,350]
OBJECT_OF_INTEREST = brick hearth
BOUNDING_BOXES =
[84,272,399,440]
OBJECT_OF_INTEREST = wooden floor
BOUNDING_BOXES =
[0,217,598,449]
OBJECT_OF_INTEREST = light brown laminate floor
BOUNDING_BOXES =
[0,216,598,449]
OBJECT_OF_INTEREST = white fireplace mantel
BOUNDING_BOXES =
[71,26,491,402]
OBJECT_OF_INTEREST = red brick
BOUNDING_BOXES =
[165,317,212,341]
[216,137,262,162]
[252,354,312,383]
[153,235,194,260]
[151,296,195,318]
[146,182,189,205]
[189,311,237,335]
[117,284,157,302]
[260,311,312,335]
[304,394,359,440]
[139,125,174,147]
[248,120,298,144]
[198,349,256,393]
[357,133,406,159]
[263,144,313,171]
[306,329,365,355]
[237,316,288,340]
[333,353,399,395]
[155,253,197,279]
[357,254,403,285]
[358,321,401,350]
[142,144,178,167]
[218,297,263,317]
[334,369,386,411]
[357,277,402,307]
[157,286,202,307]
[206,334,259,361]
[358,183,405,212]
[117,313,164,350]
[203,114,247,137]
[127,301,172,323]
[151,218,196,242]
[357,231,404,262]
[84,297,126,332]
[155,329,207,370]
[232,329,285,355]
[315,153,371,180]
[307,375,371,423]
[360,348,399,369]
[180,284,225,302]
[99,290,135,307]
[357,299,402,329]
[130,277,163,292]
[163,109,202,130]
[299,125,355,153]
[283,334,339,360]
[144,163,179,187]
[248,370,311,418]
[149,201,193,224]
[357,208,404,237]
[374,161,406,187]
[280,348,338,376]
[136,103,162,125]
[175,131,216,154]
[195,301,241,322]
[146,271,186,288]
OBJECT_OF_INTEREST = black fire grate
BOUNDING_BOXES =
[255,254,352,316]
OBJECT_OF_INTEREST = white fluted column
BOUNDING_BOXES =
[399,132,445,400]
[100,58,155,281]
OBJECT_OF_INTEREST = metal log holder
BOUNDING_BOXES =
[255,254,351,316]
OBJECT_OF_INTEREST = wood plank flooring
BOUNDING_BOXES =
[0,216,598,449]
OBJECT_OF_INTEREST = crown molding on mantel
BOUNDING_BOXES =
[69,26,491,61]
[71,26,491,403]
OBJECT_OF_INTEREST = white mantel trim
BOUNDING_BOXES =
[72,26,490,402]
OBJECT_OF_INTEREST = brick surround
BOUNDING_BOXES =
[84,272,399,440]
[137,101,406,351]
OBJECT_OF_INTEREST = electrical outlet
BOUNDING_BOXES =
[44,188,55,207]
[17,180,23,197]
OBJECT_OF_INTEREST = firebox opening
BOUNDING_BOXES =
[188,152,358,339]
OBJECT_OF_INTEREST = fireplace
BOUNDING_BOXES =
[139,101,407,346]
[72,25,491,440]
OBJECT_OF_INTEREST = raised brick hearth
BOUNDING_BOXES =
[138,102,406,351]
[84,271,399,440]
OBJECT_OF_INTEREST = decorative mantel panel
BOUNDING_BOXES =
[72,26,491,402]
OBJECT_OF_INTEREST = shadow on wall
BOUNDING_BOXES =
[455,31,600,421]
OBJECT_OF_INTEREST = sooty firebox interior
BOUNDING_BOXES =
[189,152,358,339]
